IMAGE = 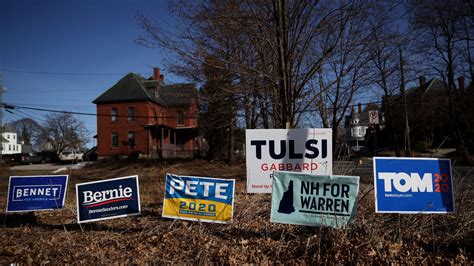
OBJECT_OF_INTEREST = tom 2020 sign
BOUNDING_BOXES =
[246,128,333,193]
[373,157,454,213]
[162,174,235,224]
[76,175,141,223]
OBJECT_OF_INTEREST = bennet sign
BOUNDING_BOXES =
[7,175,68,212]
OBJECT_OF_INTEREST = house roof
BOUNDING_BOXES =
[1,123,15,133]
[384,78,447,106]
[405,78,445,97]
[93,73,196,107]
[1,135,7,142]
[350,104,380,125]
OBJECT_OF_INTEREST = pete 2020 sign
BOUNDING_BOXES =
[7,175,68,212]
[246,128,332,193]
[271,171,359,228]
[373,157,455,213]
[76,175,141,223]
[162,174,235,224]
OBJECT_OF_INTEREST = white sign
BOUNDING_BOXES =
[245,128,332,193]
[369,110,379,124]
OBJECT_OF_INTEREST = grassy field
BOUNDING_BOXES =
[0,160,472,263]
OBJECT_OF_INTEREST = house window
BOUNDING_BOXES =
[128,107,135,122]
[7,135,9,139]
[128,131,135,148]
[9,145,11,151]
[177,111,185,126]
[111,108,118,122]
[13,135,15,140]
[112,132,118,147]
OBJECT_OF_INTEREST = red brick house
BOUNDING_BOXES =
[93,68,199,158]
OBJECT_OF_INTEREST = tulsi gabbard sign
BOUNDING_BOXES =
[76,175,141,223]
[271,171,359,229]
[162,174,235,224]
[374,157,454,213]
[7,175,68,212]
[246,128,332,193]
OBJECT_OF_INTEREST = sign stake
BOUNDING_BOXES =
[398,213,403,244]
[431,214,436,254]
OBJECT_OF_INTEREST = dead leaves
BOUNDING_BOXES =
[0,160,472,264]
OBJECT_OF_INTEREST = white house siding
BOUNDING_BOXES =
[1,132,22,155]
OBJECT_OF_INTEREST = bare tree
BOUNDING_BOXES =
[366,2,405,154]
[137,0,364,128]
[11,118,42,149]
[408,0,473,159]
[37,113,88,154]
[312,1,373,151]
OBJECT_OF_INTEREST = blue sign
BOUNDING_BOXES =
[76,175,141,223]
[7,175,69,212]
[162,174,235,223]
[373,157,455,213]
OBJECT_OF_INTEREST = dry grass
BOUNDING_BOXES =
[0,159,472,264]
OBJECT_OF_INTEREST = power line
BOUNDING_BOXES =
[7,102,96,109]
[0,69,152,77]
[3,103,198,119]
[3,100,390,120]
[302,100,384,113]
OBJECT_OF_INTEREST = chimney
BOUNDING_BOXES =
[458,76,465,93]
[153,67,161,80]
[358,103,362,114]
[419,76,426,87]
[159,74,164,82]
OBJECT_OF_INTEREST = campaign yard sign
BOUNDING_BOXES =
[271,171,359,229]
[373,157,454,213]
[7,175,68,212]
[76,175,141,223]
[246,128,332,193]
[162,174,235,224]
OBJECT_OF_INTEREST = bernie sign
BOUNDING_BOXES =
[7,175,68,212]
[162,173,235,224]
[271,171,359,228]
[246,128,332,193]
[76,175,141,223]
[373,157,455,213]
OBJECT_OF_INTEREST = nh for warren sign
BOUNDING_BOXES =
[271,171,359,228]
[246,129,332,193]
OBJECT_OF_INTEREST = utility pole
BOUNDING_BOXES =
[0,78,5,163]
[399,46,411,156]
